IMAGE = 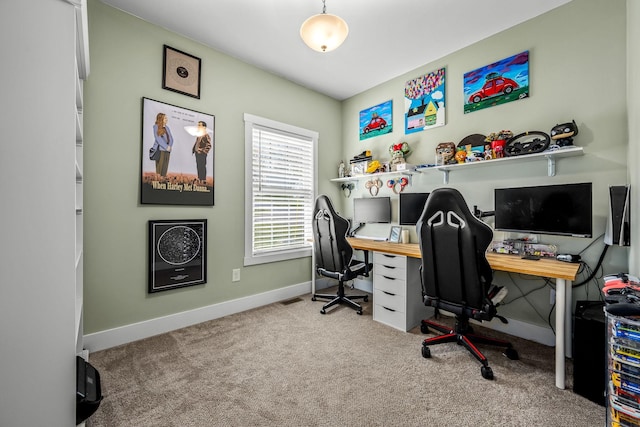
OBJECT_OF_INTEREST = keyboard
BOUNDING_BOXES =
[354,235,387,241]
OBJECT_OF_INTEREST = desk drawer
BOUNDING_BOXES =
[374,274,406,296]
[373,252,406,269]
[374,303,406,331]
[374,263,405,280]
[374,288,405,312]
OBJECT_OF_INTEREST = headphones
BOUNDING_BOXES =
[387,177,408,194]
[365,178,383,196]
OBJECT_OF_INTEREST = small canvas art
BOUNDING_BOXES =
[464,51,529,114]
[360,100,393,140]
[404,68,446,134]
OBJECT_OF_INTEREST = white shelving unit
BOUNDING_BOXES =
[74,0,89,359]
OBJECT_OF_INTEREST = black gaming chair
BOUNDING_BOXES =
[416,188,518,380]
[312,195,371,315]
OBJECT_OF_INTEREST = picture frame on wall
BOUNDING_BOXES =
[404,68,446,134]
[463,50,529,114]
[141,97,215,206]
[359,100,393,140]
[148,219,207,293]
[162,45,201,99]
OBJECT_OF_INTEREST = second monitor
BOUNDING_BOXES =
[353,196,391,224]
[399,192,430,226]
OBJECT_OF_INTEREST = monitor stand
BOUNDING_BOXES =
[349,222,364,237]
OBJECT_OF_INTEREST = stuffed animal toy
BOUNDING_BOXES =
[389,142,411,171]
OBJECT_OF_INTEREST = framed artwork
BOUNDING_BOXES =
[464,50,529,114]
[141,97,215,206]
[405,68,446,134]
[388,226,402,243]
[359,100,393,140]
[162,45,201,99]
[149,219,207,293]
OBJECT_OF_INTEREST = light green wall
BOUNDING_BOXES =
[340,0,628,327]
[83,0,342,333]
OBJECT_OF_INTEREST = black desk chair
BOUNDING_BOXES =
[416,188,518,380]
[312,195,371,315]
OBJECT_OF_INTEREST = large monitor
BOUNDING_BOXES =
[494,182,592,238]
[399,192,430,225]
[353,197,391,224]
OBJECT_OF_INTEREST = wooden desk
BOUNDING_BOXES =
[343,237,580,389]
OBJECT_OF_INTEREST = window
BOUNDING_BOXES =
[244,114,317,266]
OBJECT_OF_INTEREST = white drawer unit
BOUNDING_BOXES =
[372,252,430,331]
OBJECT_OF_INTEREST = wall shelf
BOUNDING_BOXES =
[415,146,584,184]
[330,168,417,185]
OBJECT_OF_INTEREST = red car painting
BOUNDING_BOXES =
[362,117,387,134]
[468,77,519,104]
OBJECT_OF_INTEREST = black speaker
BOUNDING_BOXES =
[573,300,606,406]
[604,185,630,246]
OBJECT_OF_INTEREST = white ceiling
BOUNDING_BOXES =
[99,0,571,100]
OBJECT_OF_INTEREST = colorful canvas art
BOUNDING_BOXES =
[404,68,445,134]
[359,100,393,140]
[464,51,529,114]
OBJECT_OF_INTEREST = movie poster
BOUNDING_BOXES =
[141,97,215,205]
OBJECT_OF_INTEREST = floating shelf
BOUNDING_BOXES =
[330,168,417,184]
[415,146,584,184]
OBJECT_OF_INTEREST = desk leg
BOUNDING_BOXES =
[311,246,316,296]
[564,280,573,360]
[555,278,570,389]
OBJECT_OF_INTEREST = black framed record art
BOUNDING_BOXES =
[149,219,207,293]
[162,45,201,98]
[141,97,215,206]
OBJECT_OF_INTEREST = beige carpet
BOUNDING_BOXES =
[88,289,605,426]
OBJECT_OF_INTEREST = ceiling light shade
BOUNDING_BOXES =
[300,1,348,53]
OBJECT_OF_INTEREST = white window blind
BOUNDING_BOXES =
[244,114,316,266]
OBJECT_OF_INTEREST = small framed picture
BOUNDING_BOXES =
[388,226,402,243]
[148,219,207,293]
[162,45,201,99]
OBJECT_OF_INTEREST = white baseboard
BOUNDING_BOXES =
[83,281,311,352]
[465,314,555,346]
[481,316,556,346]
[83,278,555,352]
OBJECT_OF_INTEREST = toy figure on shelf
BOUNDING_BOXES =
[550,120,578,147]
[454,148,467,164]
[338,161,345,178]
[435,142,456,165]
[485,130,513,159]
[389,141,411,171]
[484,144,493,160]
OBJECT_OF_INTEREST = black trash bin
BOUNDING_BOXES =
[76,356,103,424]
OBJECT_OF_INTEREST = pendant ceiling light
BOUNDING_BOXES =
[300,0,349,53]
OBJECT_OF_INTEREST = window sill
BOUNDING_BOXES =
[244,246,312,266]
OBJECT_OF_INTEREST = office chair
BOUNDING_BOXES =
[311,195,371,315]
[416,188,518,380]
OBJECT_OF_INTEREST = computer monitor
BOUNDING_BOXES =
[494,182,592,238]
[399,192,430,225]
[353,197,391,224]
